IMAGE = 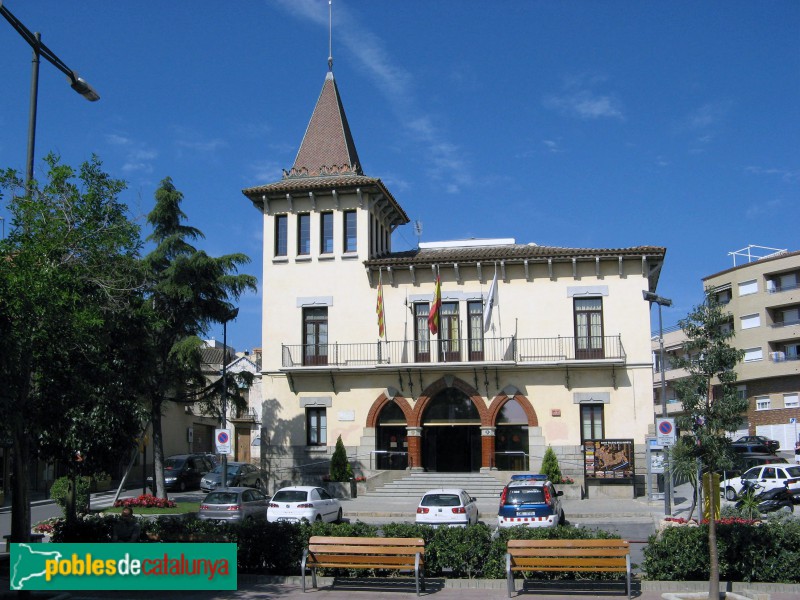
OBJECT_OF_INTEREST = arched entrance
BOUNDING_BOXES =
[421,387,481,472]
[494,399,530,471]
[375,400,409,470]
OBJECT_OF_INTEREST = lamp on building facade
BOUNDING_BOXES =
[220,307,239,489]
[644,290,673,515]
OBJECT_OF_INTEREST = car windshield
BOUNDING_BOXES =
[421,494,461,507]
[272,490,308,503]
[210,465,241,476]
[505,487,545,504]
[164,458,185,470]
[204,492,239,505]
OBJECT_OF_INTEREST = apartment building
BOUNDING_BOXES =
[704,248,800,449]
[242,65,666,493]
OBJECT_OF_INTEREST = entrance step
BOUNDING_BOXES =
[363,472,507,501]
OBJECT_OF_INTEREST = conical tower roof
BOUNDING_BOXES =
[288,71,362,178]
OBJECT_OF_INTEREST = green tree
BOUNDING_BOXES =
[140,177,257,498]
[540,446,562,483]
[329,435,353,481]
[673,288,745,597]
[0,155,146,540]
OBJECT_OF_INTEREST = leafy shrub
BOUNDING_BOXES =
[643,516,800,583]
[329,435,354,481]
[49,475,90,515]
[540,446,562,483]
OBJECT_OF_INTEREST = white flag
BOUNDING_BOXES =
[483,266,498,332]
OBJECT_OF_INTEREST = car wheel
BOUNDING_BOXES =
[336,508,343,523]
[725,487,738,502]
[179,481,186,492]
[315,514,322,522]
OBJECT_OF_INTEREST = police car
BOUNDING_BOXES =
[497,474,565,528]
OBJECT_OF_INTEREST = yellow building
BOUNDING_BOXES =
[243,67,666,490]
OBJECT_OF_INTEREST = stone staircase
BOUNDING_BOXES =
[362,471,507,501]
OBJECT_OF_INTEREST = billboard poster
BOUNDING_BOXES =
[583,439,635,480]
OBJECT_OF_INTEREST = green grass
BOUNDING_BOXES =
[103,502,200,515]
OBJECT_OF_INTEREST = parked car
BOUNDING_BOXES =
[733,441,775,454]
[720,463,800,501]
[146,454,214,492]
[718,454,788,482]
[415,488,479,527]
[497,474,564,528]
[200,462,268,493]
[732,435,780,453]
[198,487,269,522]
[267,486,342,523]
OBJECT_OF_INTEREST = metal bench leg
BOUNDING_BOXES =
[415,553,421,596]
[626,554,631,599]
[300,550,307,592]
[505,553,514,598]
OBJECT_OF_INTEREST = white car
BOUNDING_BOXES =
[267,486,342,523]
[720,463,800,501]
[415,488,479,527]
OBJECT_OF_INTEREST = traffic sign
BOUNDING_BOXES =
[215,428,232,454]
[656,418,676,446]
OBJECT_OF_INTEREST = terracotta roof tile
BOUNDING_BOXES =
[365,243,666,268]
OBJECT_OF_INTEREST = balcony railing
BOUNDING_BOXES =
[280,335,625,368]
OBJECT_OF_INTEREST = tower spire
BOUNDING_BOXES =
[328,0,333,72]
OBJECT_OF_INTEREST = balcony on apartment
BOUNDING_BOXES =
[280,335,626,370]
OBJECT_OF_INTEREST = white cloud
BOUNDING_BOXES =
[176,139,227,153]
[275,0,471,192]
[745,166,800,183]
[543,139,564,153]
[745,197,783,219]
[106,133,158,174]
[543,75,624,120]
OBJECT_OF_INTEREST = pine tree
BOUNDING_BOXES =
[540,446,562,483]
[330,435,353,481]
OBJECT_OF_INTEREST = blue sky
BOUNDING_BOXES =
[1,1,798,353]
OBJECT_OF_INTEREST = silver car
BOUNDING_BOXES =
[267,486,342,523]
[198,487,269,523]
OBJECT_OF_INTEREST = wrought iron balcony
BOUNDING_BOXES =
[280,335,625,369]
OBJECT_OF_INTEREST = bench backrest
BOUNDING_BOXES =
[508,539,629,554]
[308,536,425,557]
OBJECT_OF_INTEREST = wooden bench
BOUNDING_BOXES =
[301,536,425,596]
[505,538,630,598]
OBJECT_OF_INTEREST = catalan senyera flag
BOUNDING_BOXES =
[427,273,441,335]
[376,271,385,337]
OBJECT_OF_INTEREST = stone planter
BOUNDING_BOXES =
[325,480,357,499]
[558,484,582,499]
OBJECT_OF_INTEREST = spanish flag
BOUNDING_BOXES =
[427,273,441,334]
[376,271,385,337]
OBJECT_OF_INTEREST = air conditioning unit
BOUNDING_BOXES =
[769,351,785,362]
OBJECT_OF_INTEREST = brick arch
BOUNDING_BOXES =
[410,376,489,427]
[366,392,413,428]
[487,392,539,427]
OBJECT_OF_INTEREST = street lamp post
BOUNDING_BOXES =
[220,308,239,489]
[1,2,100,183]
[643,290,673,515]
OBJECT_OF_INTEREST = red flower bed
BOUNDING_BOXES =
[113,494,177,509]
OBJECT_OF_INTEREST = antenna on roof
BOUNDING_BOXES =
[328,0,333,71]
[413,220,423,248]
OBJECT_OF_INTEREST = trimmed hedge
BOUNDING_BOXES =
[642,515,800,583]
[49,513,800,583]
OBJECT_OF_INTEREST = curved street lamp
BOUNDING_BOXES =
[1,1,100,183]
[644,290,673,516]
